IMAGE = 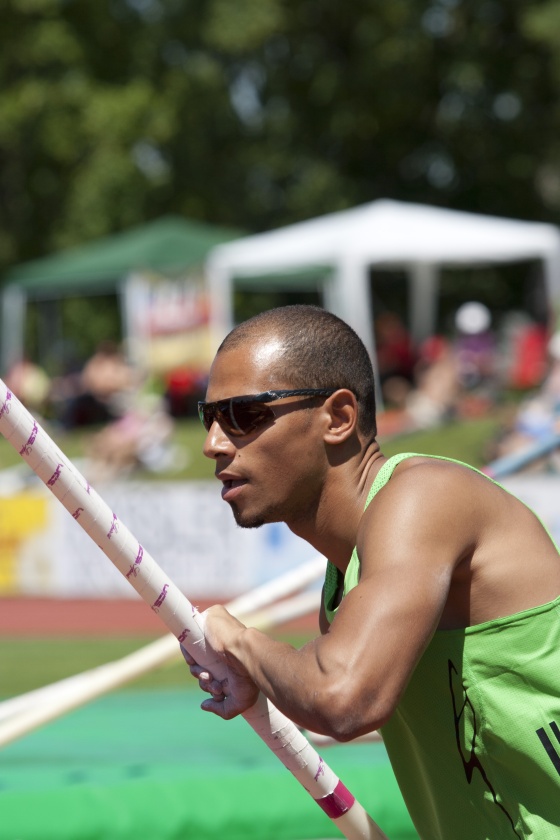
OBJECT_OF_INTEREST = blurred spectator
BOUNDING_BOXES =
[164,366,207,418]
[454,301,496,391]
[490,330,560,472]
[85,390,185,481]
[543,332,560,405]
[5,358,51,416]
[61,340,138,428]
[375,312,416,389]
[405,335,460,429]
[505,315,549,391]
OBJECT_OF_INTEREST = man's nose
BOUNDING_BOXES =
[202,421,235,459]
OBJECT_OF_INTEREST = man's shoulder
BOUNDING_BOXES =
[363,454,488,529]
[379,453,479,492]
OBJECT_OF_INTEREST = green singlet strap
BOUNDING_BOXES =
[363,452,419,509]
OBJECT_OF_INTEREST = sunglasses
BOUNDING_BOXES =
[198,388,337,436]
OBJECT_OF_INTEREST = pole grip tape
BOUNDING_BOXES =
[315,779,355,819]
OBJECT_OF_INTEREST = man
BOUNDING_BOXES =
[185,305,560,839]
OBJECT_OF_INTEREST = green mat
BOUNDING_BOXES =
[0,689,417,840]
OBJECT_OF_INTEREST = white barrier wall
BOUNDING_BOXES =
[501,474,560,545]
[0,480,322,598]
[1,474,559,599]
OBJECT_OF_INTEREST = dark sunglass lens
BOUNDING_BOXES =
[200,398,276,435]
[230,401,274,435]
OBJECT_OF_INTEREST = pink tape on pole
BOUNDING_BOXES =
[315,779,355,819]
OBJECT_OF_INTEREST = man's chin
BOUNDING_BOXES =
[233,513,265,529]
[230,503,266,530]
[236,518,265,530]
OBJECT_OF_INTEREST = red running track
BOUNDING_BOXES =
[0,597,318,636]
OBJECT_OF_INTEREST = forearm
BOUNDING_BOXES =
[227,626,380,739]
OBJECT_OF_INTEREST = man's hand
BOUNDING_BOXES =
[181,605,260,720]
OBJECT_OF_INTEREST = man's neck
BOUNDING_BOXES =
[288,442,386,574]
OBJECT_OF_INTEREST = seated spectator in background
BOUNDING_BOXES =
[504,313,550,392]
[405,335,460,429]
[85,390,177,481]
[454,301,496,391]
[375,311,416,397]
[62,340,138,428]
[164,366,208,418]
[490,330,560,472]
[5,358,51,417]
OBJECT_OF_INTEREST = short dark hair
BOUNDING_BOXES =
[218,305,377,437]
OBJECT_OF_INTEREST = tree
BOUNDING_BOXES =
[1,0,559,272]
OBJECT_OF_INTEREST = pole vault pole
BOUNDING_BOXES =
[0,381,388,840]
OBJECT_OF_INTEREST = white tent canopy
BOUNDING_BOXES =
[206,199,560,359]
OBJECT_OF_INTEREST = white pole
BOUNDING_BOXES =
[0,380,388,840]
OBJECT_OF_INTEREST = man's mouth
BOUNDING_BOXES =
[220,477,248,500]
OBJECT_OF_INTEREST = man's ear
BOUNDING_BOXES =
[323,390,359,445]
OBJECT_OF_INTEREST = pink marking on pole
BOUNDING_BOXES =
[72,507,84,520]
[315,779,355,819]
[177,628,190,643]
[19,421,38,455]
[107,513,119,539]
[314,756,326,782]
[47,463,64,486]
[125,545,144,579]
[0,390,12,419]
[152,583,169,612]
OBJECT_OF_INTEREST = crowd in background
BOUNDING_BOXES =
[4,301,560,478]
[375,302,560,470]
[3,341,196,481]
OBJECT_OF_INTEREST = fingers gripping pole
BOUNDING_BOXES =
[0,383,388,840]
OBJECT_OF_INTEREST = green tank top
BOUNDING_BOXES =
[323,453,560,839]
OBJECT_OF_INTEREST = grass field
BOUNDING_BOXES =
[0,631,314,698]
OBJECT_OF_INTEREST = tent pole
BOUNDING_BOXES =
[409,263,439,346]
[543,252,560,331]
[1,285,26,374]
[120,272,149,370]
[206,259,234,352]
[333,255,384,412]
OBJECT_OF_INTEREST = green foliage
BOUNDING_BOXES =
[1,0,560,277]
[25,294,122,374]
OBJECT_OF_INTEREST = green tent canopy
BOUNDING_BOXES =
[1,216,241,372]
[3,216,241,297]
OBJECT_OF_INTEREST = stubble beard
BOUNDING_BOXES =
[229,501,266,530]
[228,493,315,532]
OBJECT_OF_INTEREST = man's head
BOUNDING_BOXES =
[216,305,377,439]
[201,305,377,530]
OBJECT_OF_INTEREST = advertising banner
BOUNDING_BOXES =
[0,480,321,599]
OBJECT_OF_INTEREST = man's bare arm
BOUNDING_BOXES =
[195,468,469,739]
